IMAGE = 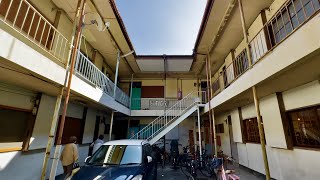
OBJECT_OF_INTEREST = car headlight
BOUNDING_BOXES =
[131,174,143,180]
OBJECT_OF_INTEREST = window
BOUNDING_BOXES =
[55,116,85,145]
[0,106,33,152]
[287,106,320,148]
[0,0,55,49]
[268,0,320,46]
[243,117,264,143]
[233,49,249,78]
[215,123,224,134]
[88,145,142,165]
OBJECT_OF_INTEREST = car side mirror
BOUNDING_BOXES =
[84,156,91,164]
[147,156,152,163]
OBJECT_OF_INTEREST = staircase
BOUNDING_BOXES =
[130,91,206,144]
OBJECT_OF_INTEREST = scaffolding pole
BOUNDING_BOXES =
[49,0,86,179]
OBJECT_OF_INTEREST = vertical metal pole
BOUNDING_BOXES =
[49,0,86,179]
[252,86,271,180]
[197,105,202,161]
[238,0,270,178]
[109,111,115,141]
[207,54,218,157]
[205,55,214,157]
[129,74,134,109]
[193,115,197,153]
[113,50,121,98]
[40,0,81,178]
[41,91,63,180]
[238,0,253,67]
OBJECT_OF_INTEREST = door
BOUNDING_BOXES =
[223,66,228,87]
[228,116,238,161]
[131,88,141,110]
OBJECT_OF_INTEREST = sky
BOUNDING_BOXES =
[115,0,207,55]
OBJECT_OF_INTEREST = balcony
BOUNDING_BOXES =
[210,0,320,100]
[75,51,130,107]
[0,0,69,65]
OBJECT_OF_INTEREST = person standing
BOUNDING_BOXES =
[90,135,104,154]
[60,136,79,179]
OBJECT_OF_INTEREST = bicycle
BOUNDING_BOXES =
[201,154,239,180]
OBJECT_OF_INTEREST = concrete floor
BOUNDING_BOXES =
[157,165,265,180]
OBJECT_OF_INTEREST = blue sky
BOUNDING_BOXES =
[115,0,207,55]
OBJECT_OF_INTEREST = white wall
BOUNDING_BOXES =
[223,81,320,180]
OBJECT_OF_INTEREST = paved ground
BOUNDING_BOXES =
[56,164,265,180]
[157,164,265,180]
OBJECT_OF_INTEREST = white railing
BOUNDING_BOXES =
[131,98,179,110]
[0,0,69,64]
[75,51,130,107]
[130,91,205,141]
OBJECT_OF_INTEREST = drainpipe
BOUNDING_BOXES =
[49,0,86,179]
[40,1,82,178]
[238,0,270,179]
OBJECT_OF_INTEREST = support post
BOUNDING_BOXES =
[252,86,271,180]
[113,50,121,98]
[41,90,63,180]
[197,105,202,162]
[129,74,134,109]
[238,0,253,67]
[193,115,197,153]
[238,0,270,178]
[109,111,115,141]
[49,0,86,179]
[206,56,214,157]
[207,54,218,157]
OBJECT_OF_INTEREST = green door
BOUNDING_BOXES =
[131,88,141,110]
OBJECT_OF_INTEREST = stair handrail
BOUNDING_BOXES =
[130,91,200,140]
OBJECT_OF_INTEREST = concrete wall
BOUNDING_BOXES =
[0,90,100,179]
[215,81,320,180]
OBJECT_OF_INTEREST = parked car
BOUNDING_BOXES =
[72,139,157,180]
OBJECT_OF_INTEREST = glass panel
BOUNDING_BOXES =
[88,145,143,165]
[312,0,320,10]
[304,2,315,17]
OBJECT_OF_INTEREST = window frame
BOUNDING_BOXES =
[0,105,35,153]
[242,117,265,144]
[287,105,320,149]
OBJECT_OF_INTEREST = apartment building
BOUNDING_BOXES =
[0,0,132,179]
[194,0,320,179]
[0,0,320,179]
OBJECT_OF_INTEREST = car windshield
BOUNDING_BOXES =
[88,145,142,165]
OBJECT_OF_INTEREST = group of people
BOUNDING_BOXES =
[59,135,105,179]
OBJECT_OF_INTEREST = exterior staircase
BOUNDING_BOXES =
[130,91,205,144]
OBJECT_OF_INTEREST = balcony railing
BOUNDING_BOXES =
[75,51,130,107]
[131,91,207,110]
[210,0,320,99]
[0,0,69,64]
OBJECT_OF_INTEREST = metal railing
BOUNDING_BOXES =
[209,0,320,98]
[75,51,130,107]
[0,0,69,64]
[130,91,205,141]
[131,98,179,110]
